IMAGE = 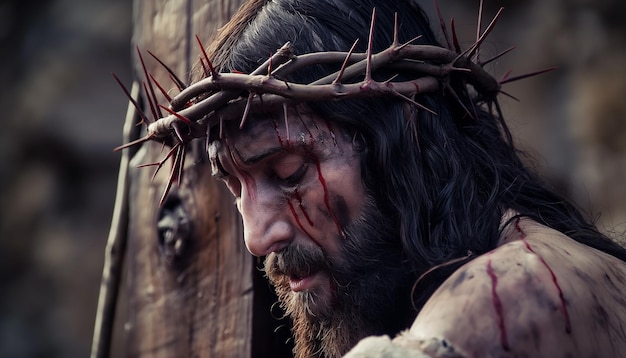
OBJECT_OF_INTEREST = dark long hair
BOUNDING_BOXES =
[204,0,626,292]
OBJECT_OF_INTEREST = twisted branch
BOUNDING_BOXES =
[114,7,554,204]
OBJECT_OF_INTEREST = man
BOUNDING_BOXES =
[136,0,626,356]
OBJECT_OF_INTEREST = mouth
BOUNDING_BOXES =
[289,270,323,292]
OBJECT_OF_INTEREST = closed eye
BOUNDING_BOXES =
[277,163,308,188]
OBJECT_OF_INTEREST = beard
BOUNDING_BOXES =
[265,195,417,358]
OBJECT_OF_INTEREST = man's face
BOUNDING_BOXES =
[210,106,413,357]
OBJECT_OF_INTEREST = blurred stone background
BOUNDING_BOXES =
[0,0,623,357]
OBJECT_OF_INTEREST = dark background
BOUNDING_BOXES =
[1,0,624,357]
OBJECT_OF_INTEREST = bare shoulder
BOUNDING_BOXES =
[407,217,626,357]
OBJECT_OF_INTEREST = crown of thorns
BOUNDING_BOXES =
[113,7,553,205]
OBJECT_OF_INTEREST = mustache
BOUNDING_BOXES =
[265,243,330,280]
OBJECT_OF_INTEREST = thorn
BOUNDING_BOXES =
[169,74,184,92]
[493,98,514,144]
[499,69,513,83]
[112,73,150,125]
[148,50,187,90]
[177,146,186,187]
[445,83,474,120]
[434,0,453,50]
[196,34,218,78]
[149,73,172,102]
[199,57,210,78]
[451,17,461,53]
[283,103,291,146]
[150,144,179,181]
[172,122,185,143]
[365,8,376,81]
[142,81,159,123]
[158,104,193,125]
[159,147,180,206]
[113,133,154,151]
[396,35,423,51]
[137,47,163,119]
[392,12,400,47]
[382,73,400,85]
[391,89,437,115]
[499,67,557,85]
[333,39,359,85]
[475,0,484,62]
[239,93,255,129]
[468,7,504,60]
[481,46,516,67]
[219,117,224,139]
[498,90,519,101]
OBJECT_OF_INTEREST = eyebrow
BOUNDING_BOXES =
[236,146,286,165]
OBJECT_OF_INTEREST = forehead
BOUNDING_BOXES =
[219,106,332,157]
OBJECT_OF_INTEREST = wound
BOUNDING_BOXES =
[311,154,345,239]
[272,118,285,148]
[515,218,572,334]
[293,189,314,227]
[288,199,315,241]
[487,255,510,351]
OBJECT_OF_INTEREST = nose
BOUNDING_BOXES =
[239,187,293,257]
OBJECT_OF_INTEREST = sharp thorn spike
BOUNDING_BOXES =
[451,17,461,53]
[499,67,557,85]
[112,73,150,125]
[199,57,210,78]
[499,69,514,83]
[468,7,504,59]
[283,103,290,146]
[177,146,186,187]
[392,89,437,115]
[142,81,159,122]
[481,46,516,67]
[333,39,359,85]
[239,93,255,129]
[365,8,376,81]
[499,90,520,101]
[113,133,154,152]
[446,83,474,120]
[434,0,453,50]
[136,47,163,119]
[392,12,399,46]
[196,34,218,78]
[475,0,484,62]
[149,73,172,102]
[159,104,192,125]
[383,73,400,85]
[397,35,423,51]
[148,50,187,90]
[151,144,179,181]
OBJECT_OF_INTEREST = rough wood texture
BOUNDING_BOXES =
[125,1,291,356]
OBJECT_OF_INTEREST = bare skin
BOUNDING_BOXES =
[347,215,626,357]
[211,106,626,357]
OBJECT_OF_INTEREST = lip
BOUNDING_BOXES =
[289,271,322,292]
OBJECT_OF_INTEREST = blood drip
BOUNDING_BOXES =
[487,256,510,351]
[515,219,572,334]
[288,200,315,240]
[293,189,314,226]
[272,118,285,147]
[311,155,345,239]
